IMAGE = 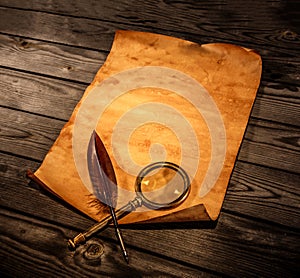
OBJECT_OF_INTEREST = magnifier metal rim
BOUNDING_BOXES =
[135,161,190,210]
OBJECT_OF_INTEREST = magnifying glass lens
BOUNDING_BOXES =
[140,167,184,204]
[136,162,190,209]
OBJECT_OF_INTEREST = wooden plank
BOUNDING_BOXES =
[226,161,300,229]
[239,118,300,174]
[1,46,299,127]
[262,57,300,86]
[1,209,215,277]
[256,57,300,126]
[0,5,299,57]
[0,107,64,160]
[253,86,300,127]
[123,214,300,277]
[2,106,299,173]
[0,1,299,55]
[0,67,85,120]
[0,153,97,229]
[0,7,116,51]
[1,188,299,277]
[1,154,299,277]
[0,0,296,31]
[1,140,299,230]
[0,34,106,83]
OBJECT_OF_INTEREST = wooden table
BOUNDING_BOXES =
[1,1,299,277]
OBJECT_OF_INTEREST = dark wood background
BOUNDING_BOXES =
[1,0,299,277]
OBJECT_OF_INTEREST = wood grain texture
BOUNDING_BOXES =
[2,209,216,277]
[0,4,299,56]
[0,0,299,47]
[240,118,300,174]
[1,106,298,175]
[0,35,299,129]
[0,107,64,160]
[1,0,300,277]
[0,67,86,120]
[0,34,105,83]
[1,155,299,277]
[226,161,300,228]
[1,192,299,277]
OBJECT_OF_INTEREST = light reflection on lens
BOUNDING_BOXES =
[140,167,185,204]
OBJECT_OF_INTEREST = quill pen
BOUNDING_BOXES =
[88,130,129,263]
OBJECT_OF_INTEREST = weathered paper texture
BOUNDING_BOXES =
[32,30,262,224]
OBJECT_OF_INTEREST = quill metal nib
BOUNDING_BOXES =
[109,205,129,264]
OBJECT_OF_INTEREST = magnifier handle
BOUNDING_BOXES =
[68,197,143,249]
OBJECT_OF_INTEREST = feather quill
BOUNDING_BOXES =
[88,130,129,263]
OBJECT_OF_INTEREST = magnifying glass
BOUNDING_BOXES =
[68,161,190,249]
